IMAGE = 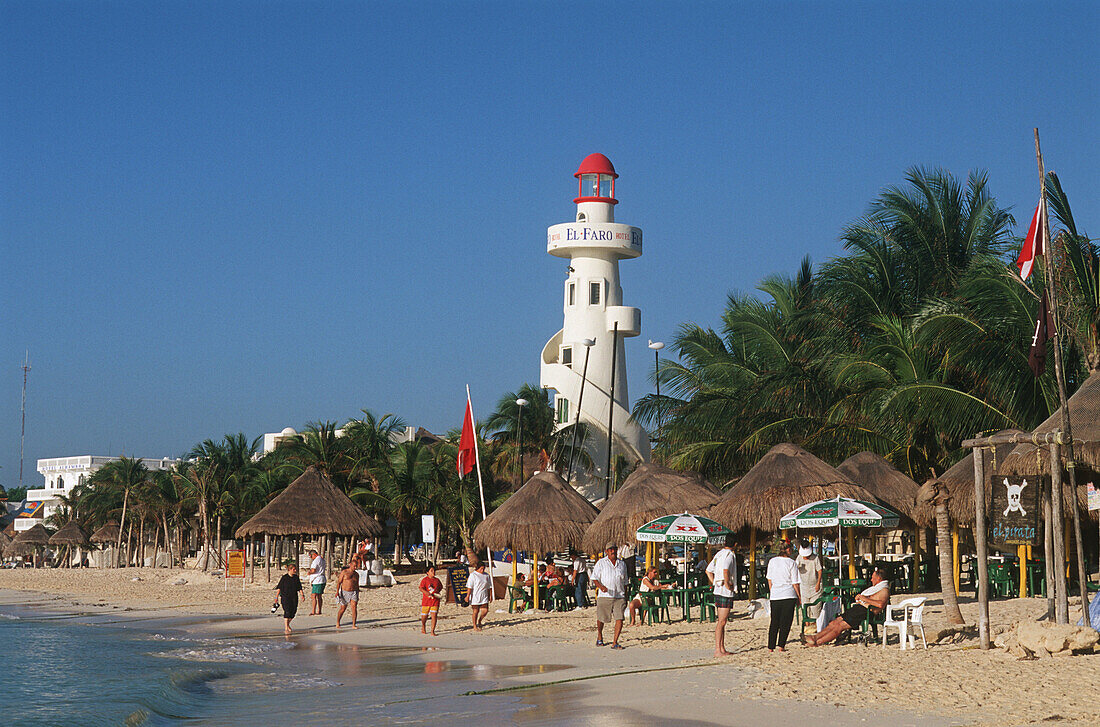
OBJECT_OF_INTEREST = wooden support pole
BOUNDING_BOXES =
[748,528,757,599]
[264,533,271,583]
[248,538,255,583]
[973,445,990,650]
[1018,545,1028,598]
[532,554,540,610]
[1064,521,1071,579]
[846,529,857,580]
[952,525,961,595]
[510,547,518,585]
[1043,478,1055,618]
[912,528,921,592]
[1050,441,1070,623]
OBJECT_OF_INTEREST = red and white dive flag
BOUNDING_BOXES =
[1016,197,1046,281]
[457,395,477,477]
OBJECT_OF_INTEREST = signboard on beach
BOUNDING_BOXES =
[446,564,470,606]
[225,549,246,578]
[1088,482,1099,511]
[989,475,1041,547]
[421,515,436,543]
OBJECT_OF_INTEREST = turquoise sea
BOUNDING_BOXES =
[1,606,576,726]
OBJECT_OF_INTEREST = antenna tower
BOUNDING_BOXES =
[20,351,31,487]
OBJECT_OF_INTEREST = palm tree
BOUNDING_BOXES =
[484,384,589,482]
[351,441,435,565]
[86,457,149,567]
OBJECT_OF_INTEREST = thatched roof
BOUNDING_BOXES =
[13,523,52,546]
[49,520,90,547]
[475,470,599,553]
[0,530,11,555]
[89,521,120,544]
[709,443,878,532]
[236,465,382,537]
[836,452,920,523]
[913,430,1026,527]
[1001,370,1100,476]
[581,463,721,552]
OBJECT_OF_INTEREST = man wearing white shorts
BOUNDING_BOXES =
[591,545,629,650]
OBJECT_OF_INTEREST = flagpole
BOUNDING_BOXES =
[466,385,495,602]
[1033,129,1090,627]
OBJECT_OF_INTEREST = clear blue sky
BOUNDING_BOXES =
[2,2,1097,488]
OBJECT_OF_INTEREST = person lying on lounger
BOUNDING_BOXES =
[802,568,889,646]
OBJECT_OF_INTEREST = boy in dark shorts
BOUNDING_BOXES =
[274,563,305,635]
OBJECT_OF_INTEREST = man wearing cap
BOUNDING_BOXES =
[590,544,629,649]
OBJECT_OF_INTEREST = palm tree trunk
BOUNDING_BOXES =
[934,488,965,625]
[139,518,146,567]
[216,514,222,568]
[116,488,129,568]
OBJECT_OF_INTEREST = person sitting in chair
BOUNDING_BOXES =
[802,568,890,646]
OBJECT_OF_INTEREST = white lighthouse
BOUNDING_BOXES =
[540,153,651,499]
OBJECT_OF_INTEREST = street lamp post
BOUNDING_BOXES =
[565,338,595,486]
[605,322,620,500]
[648,340,665,434]
[515,398,528,489]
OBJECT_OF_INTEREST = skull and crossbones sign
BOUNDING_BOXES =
[1003,477,1028,517]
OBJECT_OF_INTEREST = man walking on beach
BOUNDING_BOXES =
[307,549,326,615]
[706,533,738,657]
[467,560,492,631]
[335,557,361,630]
[591,544,628,650]
[274,563,304,636]
[419,564,443,636]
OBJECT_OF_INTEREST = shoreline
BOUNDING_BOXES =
[2,568,1097,725]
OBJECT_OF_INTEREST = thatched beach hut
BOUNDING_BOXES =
[90,521,120,545]
[475,471,598,609]
[8,523,52,567]
[581,463,720,567]
[1000,370,1100,478]
[236,465,382,582]
[709,443,878,596]
[49,521,90,568]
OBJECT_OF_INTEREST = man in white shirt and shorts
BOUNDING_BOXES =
[307,549,326,616]
[467,561,492,631]
[591,544,629,650]
[706,533,739,656]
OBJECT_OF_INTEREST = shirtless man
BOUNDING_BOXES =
[803,568,890,646]
[335,558,361,630]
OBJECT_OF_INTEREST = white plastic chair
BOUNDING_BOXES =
[882,596,927,650]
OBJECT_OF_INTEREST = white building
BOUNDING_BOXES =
[17,455,179,532]
[260,425,431,455]
[540,154,651,499]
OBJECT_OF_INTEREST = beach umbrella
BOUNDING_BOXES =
[9,523,52,567]
[779,497,900,529]
[636,512,730,592]
[581,463,721,570]
[475,471,598,610]
[89,521,121,545]
[779,496,899,586]
[708,443,880,592]
[50,521,91,568]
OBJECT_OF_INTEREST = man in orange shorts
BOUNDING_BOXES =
[419,564,443,636]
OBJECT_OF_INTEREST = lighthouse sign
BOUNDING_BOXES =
[547,222,642,258]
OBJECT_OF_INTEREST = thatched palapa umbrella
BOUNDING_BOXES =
[236,465,382,582]
[475,471,598,609]
[581,463,720,570]
[1000,369,1100,479]
[90,521,121,545]
[49,521,90,568]
[9,523,52,567]
[709,443,879,595]
[837,452,922,590]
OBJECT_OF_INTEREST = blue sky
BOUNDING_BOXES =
[2,1,1097,488]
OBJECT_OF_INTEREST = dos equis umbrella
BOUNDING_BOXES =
[779,496,900,581]
[636,512,731,592]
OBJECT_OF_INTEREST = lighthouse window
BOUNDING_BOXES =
[599,176,613,198]
[589,281,601,306]
[561,346,573,367]
[568,283,575,306]
[556,398,570,424]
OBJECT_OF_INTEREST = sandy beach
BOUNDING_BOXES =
[2,567,1096,726]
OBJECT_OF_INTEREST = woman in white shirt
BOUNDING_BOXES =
[765,542,801,652]
[628,567,671,625]
[467,561,492,631]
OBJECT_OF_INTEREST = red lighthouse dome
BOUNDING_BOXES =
[574,153,618,205]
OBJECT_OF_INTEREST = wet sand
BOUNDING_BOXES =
[2,567,1095,725]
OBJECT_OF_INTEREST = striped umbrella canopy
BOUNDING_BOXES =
[636,512,730,545]
[779,496,901,529]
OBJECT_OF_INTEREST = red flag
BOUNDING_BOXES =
[1016,197,1045,281]
[457,397,476,477]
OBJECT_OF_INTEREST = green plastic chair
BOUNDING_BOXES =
[508,584,533,613]
[547,585,574,612]
[638,591,671,624]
